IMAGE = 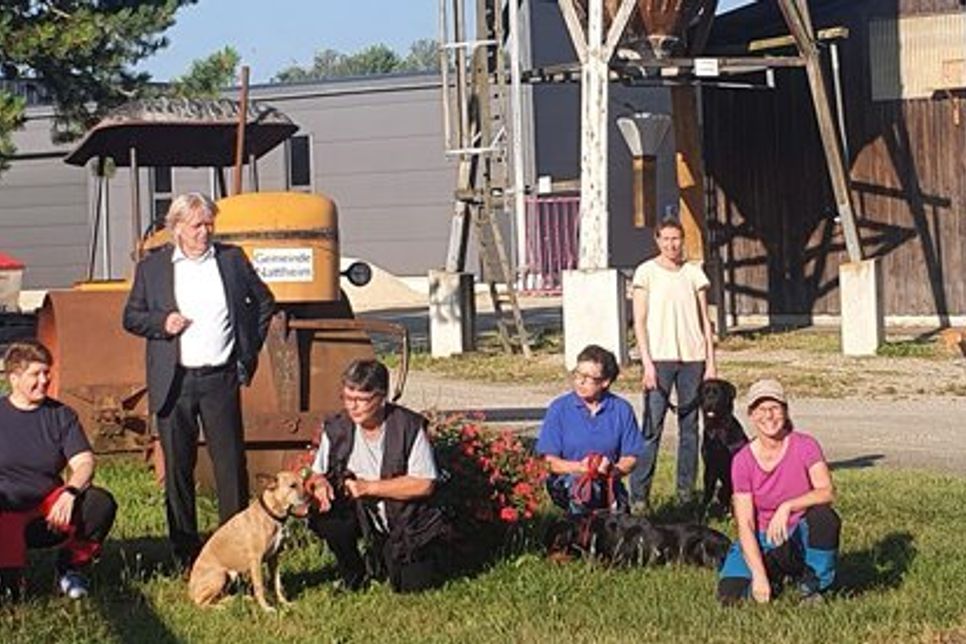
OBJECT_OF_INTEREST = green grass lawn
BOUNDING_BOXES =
[4,459,966,643]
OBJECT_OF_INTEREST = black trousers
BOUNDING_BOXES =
[1,487,117,597]
[157,366,248,560]
[307,502,440,593]
[717,504,842,603]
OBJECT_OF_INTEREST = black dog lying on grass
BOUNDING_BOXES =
[545,513,730,569]
[698,378,749,515]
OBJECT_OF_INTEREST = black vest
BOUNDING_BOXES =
[323,403,430,529]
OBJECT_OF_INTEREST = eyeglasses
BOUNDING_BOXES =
[571,369,605,384]
[751,402,785,416]
[341,391,383,407]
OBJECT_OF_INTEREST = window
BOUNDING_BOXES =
[287,135,312,190]
[150,166,174,232]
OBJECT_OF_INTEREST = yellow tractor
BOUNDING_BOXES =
[37,98,408,486]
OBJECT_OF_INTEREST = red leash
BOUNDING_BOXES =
[572,453,615,511]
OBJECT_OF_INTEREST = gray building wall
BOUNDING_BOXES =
[1,75,460,289]
[529,0,678,268]
[1,107,89,288]
[1,3,677,290]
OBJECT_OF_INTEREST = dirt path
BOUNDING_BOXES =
[401,371,966,476]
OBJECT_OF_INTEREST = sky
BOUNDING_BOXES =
[139,0,755,83]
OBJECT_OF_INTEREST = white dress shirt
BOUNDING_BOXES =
[172,244,234,367]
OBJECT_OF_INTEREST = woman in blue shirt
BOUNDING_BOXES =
[536,345,644,515]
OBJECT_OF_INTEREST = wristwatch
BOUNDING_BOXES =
[63,485,81,497]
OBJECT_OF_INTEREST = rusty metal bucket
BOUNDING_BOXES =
[576,0,713,58]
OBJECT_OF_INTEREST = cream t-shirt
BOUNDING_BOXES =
[632,259,710,362]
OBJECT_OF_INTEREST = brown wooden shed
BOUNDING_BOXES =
[703,0,965,323]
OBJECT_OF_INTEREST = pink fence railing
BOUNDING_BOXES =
[520,195,580,294]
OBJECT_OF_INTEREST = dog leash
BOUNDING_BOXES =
[572,453,616,511]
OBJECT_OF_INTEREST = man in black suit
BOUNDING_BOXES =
[123,192,275,568]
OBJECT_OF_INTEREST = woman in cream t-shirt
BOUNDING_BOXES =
[628,219,716,513]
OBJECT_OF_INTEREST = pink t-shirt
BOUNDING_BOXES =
[731,431,825,532]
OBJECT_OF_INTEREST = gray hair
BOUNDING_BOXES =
[164,192,218,232]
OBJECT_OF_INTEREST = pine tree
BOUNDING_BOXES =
[0,0,195,169]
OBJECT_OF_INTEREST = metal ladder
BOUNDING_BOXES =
[439,0,532,357]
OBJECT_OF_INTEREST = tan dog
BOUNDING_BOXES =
[188,470,309,611]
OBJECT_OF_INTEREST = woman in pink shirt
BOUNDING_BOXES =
[717,379,841,604]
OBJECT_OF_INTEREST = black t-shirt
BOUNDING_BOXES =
[0,397,91,511]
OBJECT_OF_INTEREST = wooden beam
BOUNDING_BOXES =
[689,0,719,56]
[557,0,588,64]
[603,0,637,60]
[671,86,706,262]
[749,27,849,53]
[777,0,863,262]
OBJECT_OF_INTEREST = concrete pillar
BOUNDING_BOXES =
[562,268,628,369]
[839,258,883,356]
[428,270,476,357]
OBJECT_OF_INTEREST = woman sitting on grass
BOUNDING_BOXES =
[536,344,644,516]
[717,379,841,604]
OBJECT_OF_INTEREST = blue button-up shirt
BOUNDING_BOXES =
[536,390,644,462]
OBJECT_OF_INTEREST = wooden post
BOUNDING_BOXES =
[558,0,636,269]
[233,66,250,196]
[671,85,706,262]
[777,0,862,262]
[632,155,657,229]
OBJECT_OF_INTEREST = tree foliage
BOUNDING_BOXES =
[168,46,240,99]
[0,0,194,165]
[273,39,439,84]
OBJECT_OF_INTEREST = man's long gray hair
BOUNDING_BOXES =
[165,192,218,232]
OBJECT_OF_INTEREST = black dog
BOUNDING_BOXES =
[699,378,749,514]
[545,513,730,569]
[652,523,732,568]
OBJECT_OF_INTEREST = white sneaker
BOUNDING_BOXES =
[57,570,89,599]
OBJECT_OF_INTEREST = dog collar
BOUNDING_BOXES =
[258,492,288,523]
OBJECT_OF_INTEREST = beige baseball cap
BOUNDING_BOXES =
[746,378,787,410]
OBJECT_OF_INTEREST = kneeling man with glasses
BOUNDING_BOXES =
[307,359,448,593]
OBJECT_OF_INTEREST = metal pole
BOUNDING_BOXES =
[439,0,452,151]
[249,153,259,192]
[129,146,141,263]
[87,158,104,282]
[509,0,527,284]
[830,42,850,163]
[454,0,469,149]
[233,65,250,196]
[101,164,111,278]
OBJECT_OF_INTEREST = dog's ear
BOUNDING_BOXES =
[723,380,736,401]
[255,472,277,490]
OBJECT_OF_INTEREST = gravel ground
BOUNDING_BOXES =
[368,296,966,476]
[401,366,966,477]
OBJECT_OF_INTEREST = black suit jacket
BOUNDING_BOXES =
[122,243,276,414]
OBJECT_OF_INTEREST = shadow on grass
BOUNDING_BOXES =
[829,454,886,471]
[278,566,340,600]
[89,537,181,643]
[836,531,916,596]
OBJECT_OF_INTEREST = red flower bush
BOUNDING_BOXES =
[283,412,547,526]
[428,412,547,525]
